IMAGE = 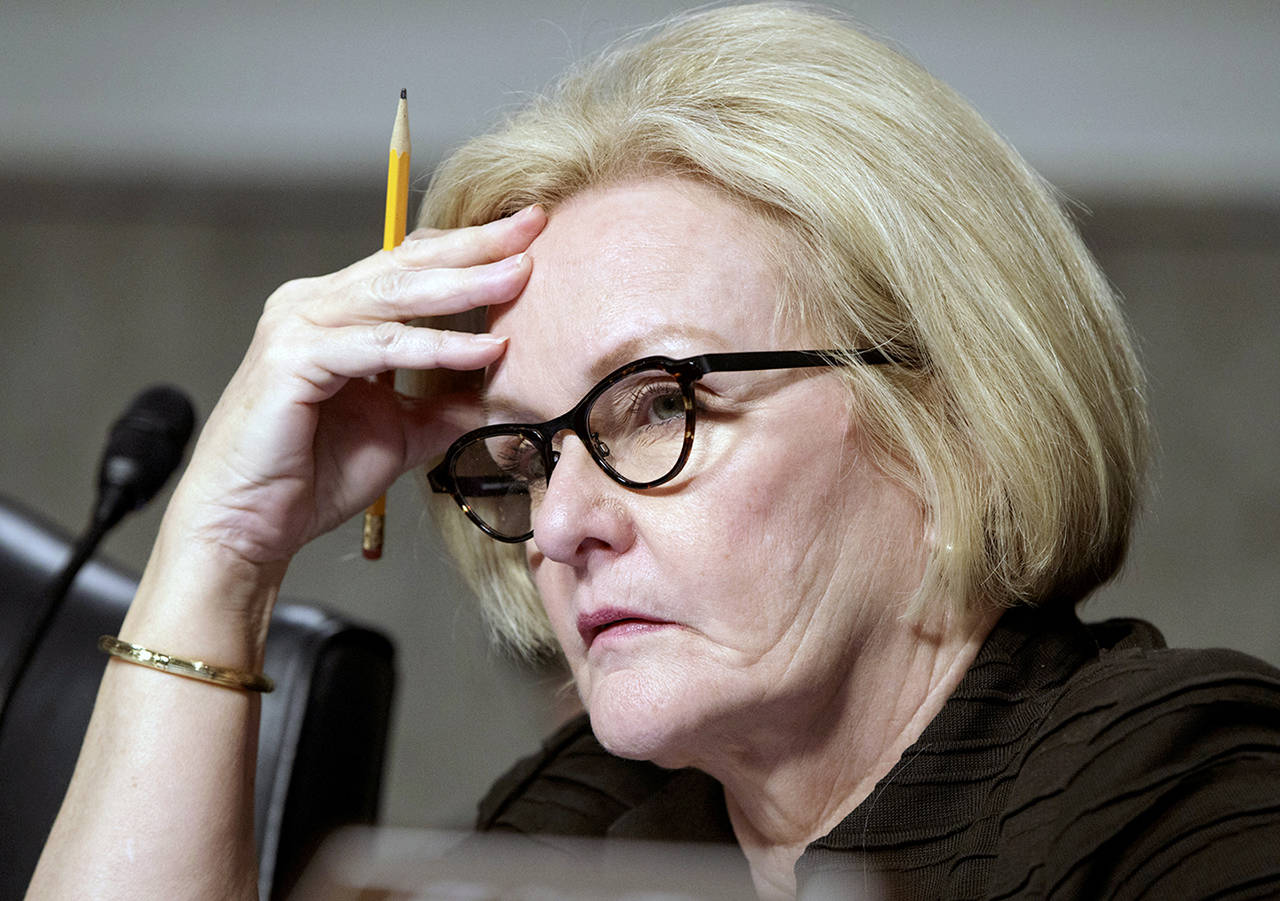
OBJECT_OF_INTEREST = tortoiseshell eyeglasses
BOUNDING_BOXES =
[427,348,892,542]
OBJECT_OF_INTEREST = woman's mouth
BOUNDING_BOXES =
[577,608,674,648]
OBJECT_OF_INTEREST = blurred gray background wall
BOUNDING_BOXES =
[2,1,1277,831]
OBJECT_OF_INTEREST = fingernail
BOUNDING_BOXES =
[472,334,508,346]
[513,203,541,222]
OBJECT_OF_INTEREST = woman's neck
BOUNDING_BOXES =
[711,607,1000,900]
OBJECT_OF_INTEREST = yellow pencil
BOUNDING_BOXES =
[363,89,410,560]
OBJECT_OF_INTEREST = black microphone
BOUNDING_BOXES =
[93,385,196,532]
[0,385,197,731]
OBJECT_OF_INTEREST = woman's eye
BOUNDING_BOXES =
[591,374,688,437]
[646,389,685,423]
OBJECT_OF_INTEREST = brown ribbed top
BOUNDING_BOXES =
[478,607,1280,899]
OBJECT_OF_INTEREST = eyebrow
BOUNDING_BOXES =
[481,323,731,423]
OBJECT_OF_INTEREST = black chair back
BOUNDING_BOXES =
[0,496,395,900]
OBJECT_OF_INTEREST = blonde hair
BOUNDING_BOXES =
[415,3,1150,656]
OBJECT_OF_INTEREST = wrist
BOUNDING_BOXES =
[121,518,290,671]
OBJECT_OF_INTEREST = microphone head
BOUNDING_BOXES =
[96,385,196,524]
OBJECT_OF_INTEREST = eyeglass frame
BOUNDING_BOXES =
[426,348,894,542]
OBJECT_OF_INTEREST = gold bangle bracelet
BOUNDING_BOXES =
[98,635,274,693]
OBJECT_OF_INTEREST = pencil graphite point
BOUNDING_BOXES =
[400,88,406,99]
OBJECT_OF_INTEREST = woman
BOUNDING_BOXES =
[30,5,1280,899]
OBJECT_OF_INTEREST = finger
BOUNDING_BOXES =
[301,325,507,390]
[397,203,547,270]
[319,250,533,326]
[335,204,546,288]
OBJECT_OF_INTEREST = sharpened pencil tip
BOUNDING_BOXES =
[400,88,407,99]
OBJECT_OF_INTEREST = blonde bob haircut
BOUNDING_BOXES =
[414,2,1150,656]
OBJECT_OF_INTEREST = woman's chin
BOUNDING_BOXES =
[582,667,710,768]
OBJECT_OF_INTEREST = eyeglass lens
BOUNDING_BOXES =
[450,368,691,538]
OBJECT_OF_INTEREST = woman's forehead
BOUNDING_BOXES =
[483,179,787,408]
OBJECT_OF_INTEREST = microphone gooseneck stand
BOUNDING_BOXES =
[0,385,195,737]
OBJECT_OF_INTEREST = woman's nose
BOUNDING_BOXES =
[530,435,636,566]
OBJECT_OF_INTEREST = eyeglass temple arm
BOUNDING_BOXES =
[691,348,894,373]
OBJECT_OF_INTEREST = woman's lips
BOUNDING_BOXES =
[577,607,674,648]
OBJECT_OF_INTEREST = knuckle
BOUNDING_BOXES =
[417,328,451,363]
[264,276,313,311]
[255,291,306,340]
[370,321,404,352]
[369,269,407,305]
